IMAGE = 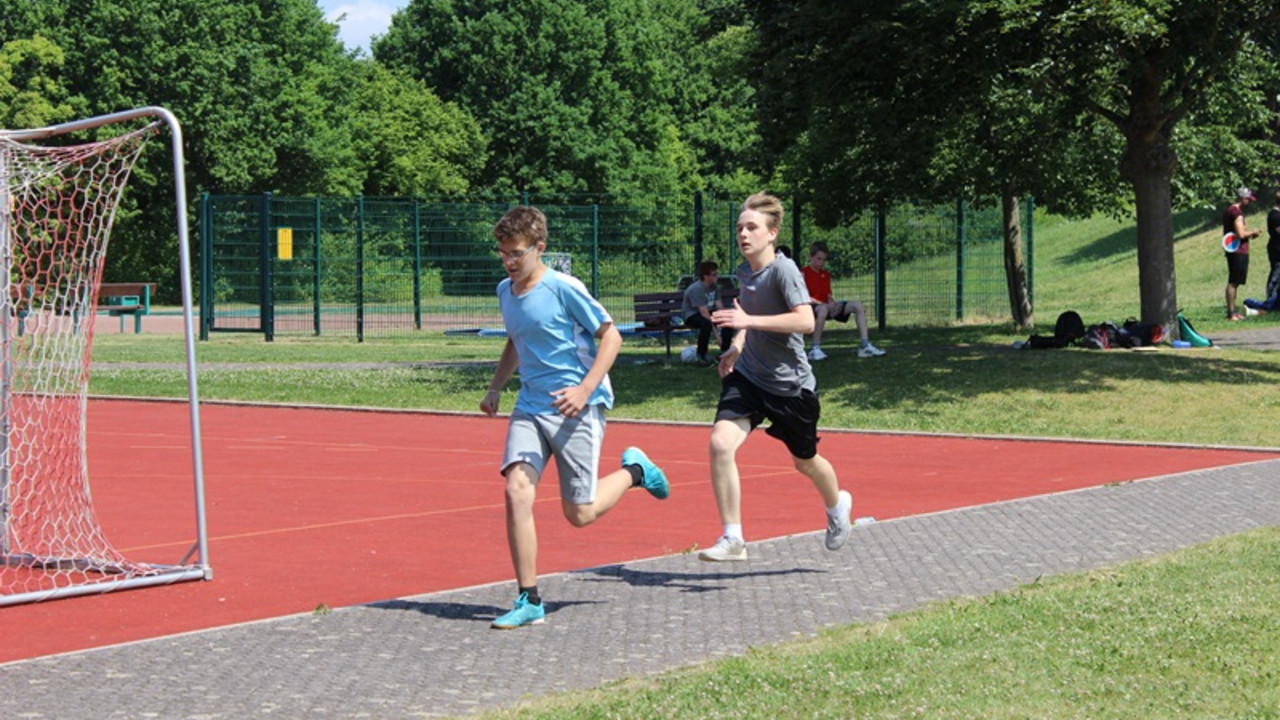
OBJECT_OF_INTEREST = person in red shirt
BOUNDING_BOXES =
[1224,187,1262,320]
[800,242,884,360]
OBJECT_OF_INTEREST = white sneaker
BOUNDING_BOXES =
[1245,306,1260,317]
[825,490,853,550]
[698,535,748,562]
[808,347,828,361]
[857,343,886,358]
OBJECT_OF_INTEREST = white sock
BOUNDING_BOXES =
[723,523,743,541]
[826,495,848,515]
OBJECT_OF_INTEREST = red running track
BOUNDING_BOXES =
[3,398,1276,663]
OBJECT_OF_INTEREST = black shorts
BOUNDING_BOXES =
[715,371,821,459]
[1226,252,1249,286]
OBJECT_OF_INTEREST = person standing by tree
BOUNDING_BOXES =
[1224,187,1261,320]
[698,192,854,562]
[481,206,670,628]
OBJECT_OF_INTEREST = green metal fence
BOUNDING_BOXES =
[199,193,1031,340]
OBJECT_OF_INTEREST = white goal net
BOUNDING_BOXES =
[0,107,209,605]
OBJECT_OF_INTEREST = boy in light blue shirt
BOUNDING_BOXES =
[480,205,670,629]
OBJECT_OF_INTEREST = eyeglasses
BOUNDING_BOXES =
[494,245,539,262]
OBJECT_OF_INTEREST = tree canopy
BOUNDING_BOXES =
[0,0,487,298]
[376,0,761,197]
[2,0,1279,324]
[747,0,1280,329]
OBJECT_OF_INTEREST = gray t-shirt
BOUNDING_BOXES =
[681,280,717,321]
[733,256,815,396]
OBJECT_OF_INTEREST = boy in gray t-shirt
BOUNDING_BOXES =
[699,192,854,562]
[680,261,733,364]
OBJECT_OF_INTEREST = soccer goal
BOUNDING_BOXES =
[0,107,209,606]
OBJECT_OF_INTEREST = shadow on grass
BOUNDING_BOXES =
[609,335,1280,425]
[817,345,1280,414]
[1061,207,1217,266]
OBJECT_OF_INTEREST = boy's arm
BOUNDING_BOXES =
[480,338,519,416]
[550,322,621,418]
[713,298,815,335]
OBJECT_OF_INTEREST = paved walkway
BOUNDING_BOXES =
[2,457,1277,719]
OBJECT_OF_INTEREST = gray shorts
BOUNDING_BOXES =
[502,406,606,505]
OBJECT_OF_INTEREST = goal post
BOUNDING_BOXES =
[0,106,209,606]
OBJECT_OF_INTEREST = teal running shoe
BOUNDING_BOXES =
[622,447,669,499]
[491,592,545,630]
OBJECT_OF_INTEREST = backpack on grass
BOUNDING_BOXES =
[1021,310,1085,349]
[1078,322,1119,350]
[1115,318,1165,347]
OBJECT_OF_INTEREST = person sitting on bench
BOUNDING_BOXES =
[681,261,734,365]
[801,241,884,360]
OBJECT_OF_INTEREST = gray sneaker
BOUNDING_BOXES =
[825,490,853,550]
[698,535,748,562]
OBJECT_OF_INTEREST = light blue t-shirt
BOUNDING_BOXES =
[498,269,615,415]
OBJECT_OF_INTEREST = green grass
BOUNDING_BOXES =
[478,528,1280,720]
[90,322,1280,447]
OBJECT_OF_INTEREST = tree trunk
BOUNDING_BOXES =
[1001,189,1033,330]
[1122,136,1179,336]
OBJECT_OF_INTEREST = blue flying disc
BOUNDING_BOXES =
[1223,233,1241,253]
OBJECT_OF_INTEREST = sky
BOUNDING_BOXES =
[318,1,408,54]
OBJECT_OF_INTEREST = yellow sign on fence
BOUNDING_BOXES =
[277,227,293,260]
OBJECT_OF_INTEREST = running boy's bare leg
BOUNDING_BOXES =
[503,462,540,588]
[795,452,853,550]
[793,453,840,508]
[708,417,752,526]
[562,469,633,527]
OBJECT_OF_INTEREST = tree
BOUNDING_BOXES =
[0,35,81,129]
[1008,0,1280,329]
[0,0,368,298]
[349,64,487,196]
[376,0,748,198]
[748,0,1122,329]
[749,0,1280,331]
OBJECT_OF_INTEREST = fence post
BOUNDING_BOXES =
[591,203,600,297]
[412,198,422,330]
[199,193,211,340]
[955,197,965,321]
[693,191,704,268]
[875,209,886,331]
[312,197,322,336]
[260,192,274,342]
[356,195,365,343]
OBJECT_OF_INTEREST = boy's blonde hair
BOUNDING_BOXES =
[494,206,548,247]
[741,192,785,233]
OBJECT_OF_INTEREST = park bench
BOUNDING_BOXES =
[98,282,156,334]
[633,278,738,361]
[8,282,155,335]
